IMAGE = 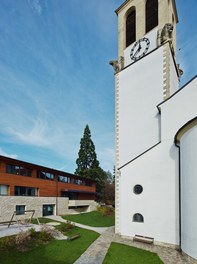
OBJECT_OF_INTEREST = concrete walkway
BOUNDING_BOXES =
[46,215,108,234]
[0,223,42,238]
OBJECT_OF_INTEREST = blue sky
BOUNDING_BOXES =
[0,0,196,174]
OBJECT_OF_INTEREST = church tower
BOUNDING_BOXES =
[111,0,182,246]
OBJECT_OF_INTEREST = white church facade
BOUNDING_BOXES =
[111,0,197,261]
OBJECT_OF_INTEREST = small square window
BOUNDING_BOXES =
[16,205,25,215]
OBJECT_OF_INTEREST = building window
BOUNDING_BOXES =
[58,175,71,183]
[37,171,54,181]
[134,185,143,194]
[16,205,25,215]
[74,179,83,185]
[133,213,144,223]
[126,8,136,47]
[14,186,38,196]
[146,0,158,33]
[6,164,32,177]
[43,205,54,216]
[0,185,8,195]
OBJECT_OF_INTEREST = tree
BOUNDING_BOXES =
[75,125,106,201]
[84,167,107,202]
[103,171,115,206]
[75,125,99,176]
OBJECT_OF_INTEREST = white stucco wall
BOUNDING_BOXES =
[160,77,197,141]
[118,74,197,246]
[118,46,164,167]
[119,141,179,245]
[180,125,197,260]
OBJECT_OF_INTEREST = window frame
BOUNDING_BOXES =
[16,205,26,215]
[58,175,71,183]
[14,186,38,196]
[37,171,54,181]
[74,179,83,185]
[146,0,158,33]
[0,185,9,196]
[6,164,32,177]
[126,8,136,48]
[133,213,144,223]
[133,184,143,195]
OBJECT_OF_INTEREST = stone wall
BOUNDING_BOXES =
[0,196,97,222]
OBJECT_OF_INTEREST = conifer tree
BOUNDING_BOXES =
[75,125,99,176]
[75,125,107,201]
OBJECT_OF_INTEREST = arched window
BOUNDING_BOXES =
[133,213,144,222]
[126,9,136,47]
[146,0,158,33]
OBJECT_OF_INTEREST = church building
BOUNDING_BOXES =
[110,0,197,261]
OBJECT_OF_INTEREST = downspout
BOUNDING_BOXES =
[175,141,181,252]
[56,175,58,216]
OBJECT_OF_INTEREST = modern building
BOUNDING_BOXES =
[0,155,97,222]
[111,0,197,261]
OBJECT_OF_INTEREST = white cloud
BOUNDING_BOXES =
[0,148,18,159]
[28,0,42,15]
[7,118,50,147]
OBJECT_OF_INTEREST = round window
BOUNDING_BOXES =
[134,184,143,194]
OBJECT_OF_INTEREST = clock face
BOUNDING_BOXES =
[130,38,150,61]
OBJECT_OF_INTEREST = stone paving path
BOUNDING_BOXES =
[113,233,197,264]
[1,215,197,264]
[74,226,115,264]
[74,226,197,264]
[46,215,108,234]
[49,216,197,264]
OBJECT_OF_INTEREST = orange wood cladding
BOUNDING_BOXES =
[0,156,96,200]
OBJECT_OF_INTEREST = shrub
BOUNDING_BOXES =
[15,230,31,252]
[38,225,54,243]
[57,221,75,234]
[96,205,114,216]
[29,228,38,239]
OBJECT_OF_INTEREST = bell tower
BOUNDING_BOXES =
[112,0,183,245]
[116,0,178,59]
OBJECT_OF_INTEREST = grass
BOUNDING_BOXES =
[62,211,115,227]
[103,242,164,264]
[0,226,99,264]
[31,217,58,225]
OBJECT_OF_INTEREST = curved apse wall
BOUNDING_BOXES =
[180,124,197,260]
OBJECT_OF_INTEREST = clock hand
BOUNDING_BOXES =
[139,42,142,50]
[133,45,141,57]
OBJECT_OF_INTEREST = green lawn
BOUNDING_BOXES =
[62,211,115,227]
[31,217,58,225]
[103,242,164,264]
[0,226,99,264]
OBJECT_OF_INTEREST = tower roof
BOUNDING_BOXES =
[115,0,178,23]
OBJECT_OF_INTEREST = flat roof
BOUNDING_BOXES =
[0,155,95,182]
